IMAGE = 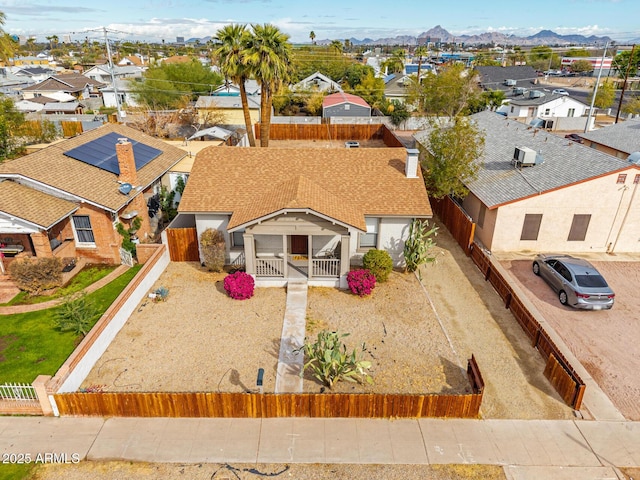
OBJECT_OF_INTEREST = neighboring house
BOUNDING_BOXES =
[100,79,140,108]
[41,101,84,115]
[212,80,260,97]
[84,65,144,85]
[322,92,371,118]
[14,98,46,112]
[176,147,431,287]
[500,91,590,130]
[21,73,105,101]
[0,67,36,96]
[161,55,193,65]
[195,95,261,126]
[579,119,640,161]
[0,125,186,265]
[384,73,409,104]
[416,111,640,254]
[292,71,342,92]
[117,55,144,67]
[475,66,539,96]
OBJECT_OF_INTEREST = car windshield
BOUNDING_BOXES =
[575,274,608,288]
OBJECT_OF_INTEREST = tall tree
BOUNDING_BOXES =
[414,45,428,83]
[0,11,16,62]
[215,24,256,147]
[588,80,616,110]
[243,23,293,147]
[309,30,316,45]
[382,48,406,74]
[329,40,343,55]
[420,117,485,199]
[612,49,640,78]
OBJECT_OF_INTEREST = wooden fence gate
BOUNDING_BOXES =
[166,227,199,261]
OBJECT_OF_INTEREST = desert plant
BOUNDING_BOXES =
[403,219,439,275]
[116,217,142,256]
[8,257,63,294]
[223,271,255,300]
[298,330,373,389]
[54,293,99,337]
[346,269,376,297]
[362,249,393,283]
[199,228,226,272]
[153,286,169,302]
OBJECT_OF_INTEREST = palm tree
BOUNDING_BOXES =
[0,12,16,62]
[243,23,293,147]
[215,24,256,147]
[309,30,316,45]
[330,40,343,55]
[414,45,428,84]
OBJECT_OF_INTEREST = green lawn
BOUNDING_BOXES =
[0,265,142,383]
[1,264,119,306]
[0,462,36,480]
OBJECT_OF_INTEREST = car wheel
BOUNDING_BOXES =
[532,262,540,276]
[559,290,568,305]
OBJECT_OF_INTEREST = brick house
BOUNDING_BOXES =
[0,125,186,265]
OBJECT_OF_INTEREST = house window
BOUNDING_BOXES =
[568,214,591,241]
[477,204,486,228]
[617,174,627,184]
[520,214,542,241]
[72,215,95,244]
[544,108,550,115]
[344,104,350,110]
[510,106,514,113]
[634,174,640,184]
[359,217,379,248]
[567,108,575,117]
[231,229,245,247]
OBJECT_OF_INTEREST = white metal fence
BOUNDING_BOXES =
[0,383,38,404]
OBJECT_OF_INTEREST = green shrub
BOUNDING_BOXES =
[54,293,99,338]
[200,228,226,272]
[8,257,63,294]
[298,331,373,390]
[362,249,393,282]
[403,219,439,275]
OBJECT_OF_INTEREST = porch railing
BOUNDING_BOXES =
[312,258,340,277]
[0,383,39,406]
[256,258,285,277]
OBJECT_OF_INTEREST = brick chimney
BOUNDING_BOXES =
[405,148,420,178]
[115,138,138,186]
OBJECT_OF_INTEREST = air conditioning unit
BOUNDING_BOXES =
[504,79,517,86]
[512,146,537,167]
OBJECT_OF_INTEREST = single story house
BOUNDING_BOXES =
[21,73,105,101]
[415,111,640,254]
[579,119,640,161]
[292,71,342,92]
[322,92,371,118]
[0,125,186,265]
[84,65,144,85]
[101,79,140,108]
[194,95,261,126]
[176,147,431,287]
[500,91,590,131]
[474,66,539,96]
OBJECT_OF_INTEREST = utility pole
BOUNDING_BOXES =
[584,41,609,133]
[615,44,636,124]
[103,27,123,122]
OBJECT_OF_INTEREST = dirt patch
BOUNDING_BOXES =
[503,259,640,420]
[304,272,468,394]
[31,461,506,480]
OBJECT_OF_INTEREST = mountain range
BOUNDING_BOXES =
[316,25,613,47]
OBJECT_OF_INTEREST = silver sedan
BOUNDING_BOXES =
[532,254,615,310]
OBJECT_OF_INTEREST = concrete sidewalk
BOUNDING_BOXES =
[1,417,638,477]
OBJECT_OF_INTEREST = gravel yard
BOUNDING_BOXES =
[82,223,573,419]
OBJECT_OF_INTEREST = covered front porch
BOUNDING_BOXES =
[237,212,353,287]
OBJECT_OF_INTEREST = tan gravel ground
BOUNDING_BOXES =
[31,461,507,480]
[503,258,640,421]
[82,222,573,418]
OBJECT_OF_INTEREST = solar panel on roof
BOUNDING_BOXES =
[63,132,162,175]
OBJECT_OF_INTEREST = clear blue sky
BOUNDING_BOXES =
[1,0,638,43]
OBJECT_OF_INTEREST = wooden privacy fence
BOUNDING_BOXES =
[54,358,483,418]
[166,227,199,262]
[431,196,475,255]
[469,243,586,410]
[258,123,401,144]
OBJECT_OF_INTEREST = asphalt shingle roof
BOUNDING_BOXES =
[0,180,78,228]
[415,111,636,209]
[580,119,640,155]
[0,124,186,211]
[179,147,432,229]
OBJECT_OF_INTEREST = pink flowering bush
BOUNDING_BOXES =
[223,271,255,300]
[347,269,376,297]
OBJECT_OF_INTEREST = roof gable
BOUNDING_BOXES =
[323,92,370,108]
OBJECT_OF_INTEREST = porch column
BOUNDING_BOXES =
[340,235,350,276]
[30,231,52,257]
[282,235,288,278]
[307,235,313,278]
[244,234,255,275]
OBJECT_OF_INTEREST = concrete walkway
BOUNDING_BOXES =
[1,417,638,477]
[274,281,308,393]
[0,265,129,314]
